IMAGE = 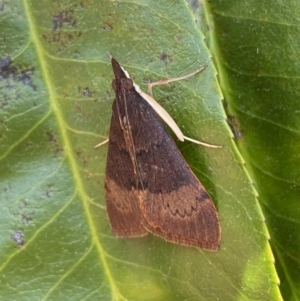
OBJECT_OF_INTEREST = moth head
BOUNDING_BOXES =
[112,78,134,92]
[121,78,134,91]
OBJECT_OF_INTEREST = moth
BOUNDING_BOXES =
[103,58,221,251]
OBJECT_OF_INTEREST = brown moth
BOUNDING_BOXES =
[104,58,221,251]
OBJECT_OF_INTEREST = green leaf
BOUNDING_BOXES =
[204,0,300,300]
[0,1,280,300]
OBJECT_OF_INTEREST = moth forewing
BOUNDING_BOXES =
[119,64,185,141]
[103,58,221,251]
[118,62,220,148]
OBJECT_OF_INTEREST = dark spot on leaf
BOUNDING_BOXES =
[160,52,173,66]
[78,86,93,97]
[100,11,115,31]
[74,100,91,118]
[0,3,4,11]
[0,56,11,68]
[45,130,64,154]
[0,56,36,90]
[46,131,57,142]
[55,146,64,153]
[189,0,200,11]
[25,140,35,150]
[160,52,170,62]
[227,115,242,139]
[50,31,82,52]
[45,184,54,199]
[75,148,87,166]
[53,9,76,30]
[47,5,82,52]
[17,200,34,225]
[76,149,82,157]
[22,214,33,224]
[19,71,33,87]
[12,230,25,246]
[75,102,82,113]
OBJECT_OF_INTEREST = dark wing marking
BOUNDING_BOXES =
[126,91,221,250]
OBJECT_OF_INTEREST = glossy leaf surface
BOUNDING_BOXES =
[0,1,280,300]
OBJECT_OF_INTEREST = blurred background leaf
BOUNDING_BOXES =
[0,0,286,300]
[203,1,300,301]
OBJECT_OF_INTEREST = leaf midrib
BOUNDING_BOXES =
[22,1,122,299]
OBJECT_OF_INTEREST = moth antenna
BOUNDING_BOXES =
[94,138,109,149]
